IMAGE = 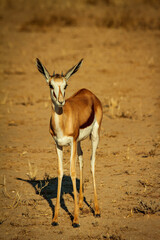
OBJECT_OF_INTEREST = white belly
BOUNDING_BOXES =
[53,116,96,146]
[77,120,95,142]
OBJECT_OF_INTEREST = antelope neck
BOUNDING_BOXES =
[52,102,63,115]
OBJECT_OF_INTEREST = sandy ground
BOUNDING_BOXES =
[0,1,160,239]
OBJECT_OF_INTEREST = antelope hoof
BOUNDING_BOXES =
[52,221,59,226]
[79,199,83,209]
[79,204,83,210]
[72,223,80,228]
[95,213,101,218]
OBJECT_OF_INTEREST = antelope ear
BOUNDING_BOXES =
[36,58,50,83]
[65,59,83,81]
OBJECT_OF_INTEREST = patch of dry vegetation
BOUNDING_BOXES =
[87,0,160,30]
[1,176,21,209]
[133,200,160,215]
[6,0,158,31]
[20,13,77,32]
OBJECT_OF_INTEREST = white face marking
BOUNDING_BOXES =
[50,78,67,106]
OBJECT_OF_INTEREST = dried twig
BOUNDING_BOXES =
[35,180,49,195]
[7,192,21,209]
[126,209,133,218]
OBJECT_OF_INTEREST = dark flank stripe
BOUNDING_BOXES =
[80,106,94,129]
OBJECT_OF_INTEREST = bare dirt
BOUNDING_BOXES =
[0,1,160,239]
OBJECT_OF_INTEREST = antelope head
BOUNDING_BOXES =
[36,58,83,107]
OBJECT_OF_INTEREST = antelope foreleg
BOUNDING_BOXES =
[52,144,63,226]
[71,140,80,227]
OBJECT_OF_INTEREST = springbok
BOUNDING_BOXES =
[36,58,103,227]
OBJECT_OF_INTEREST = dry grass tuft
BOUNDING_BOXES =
[26,161,37,181]
[0,91,9,105]
[2,175,21,209]
[108,98,120,118]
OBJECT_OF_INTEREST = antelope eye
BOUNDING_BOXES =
[49,84,54,90]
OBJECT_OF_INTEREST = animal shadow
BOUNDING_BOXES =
[17,175,94,223]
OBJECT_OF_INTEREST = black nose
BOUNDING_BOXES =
[59,101,63,104]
